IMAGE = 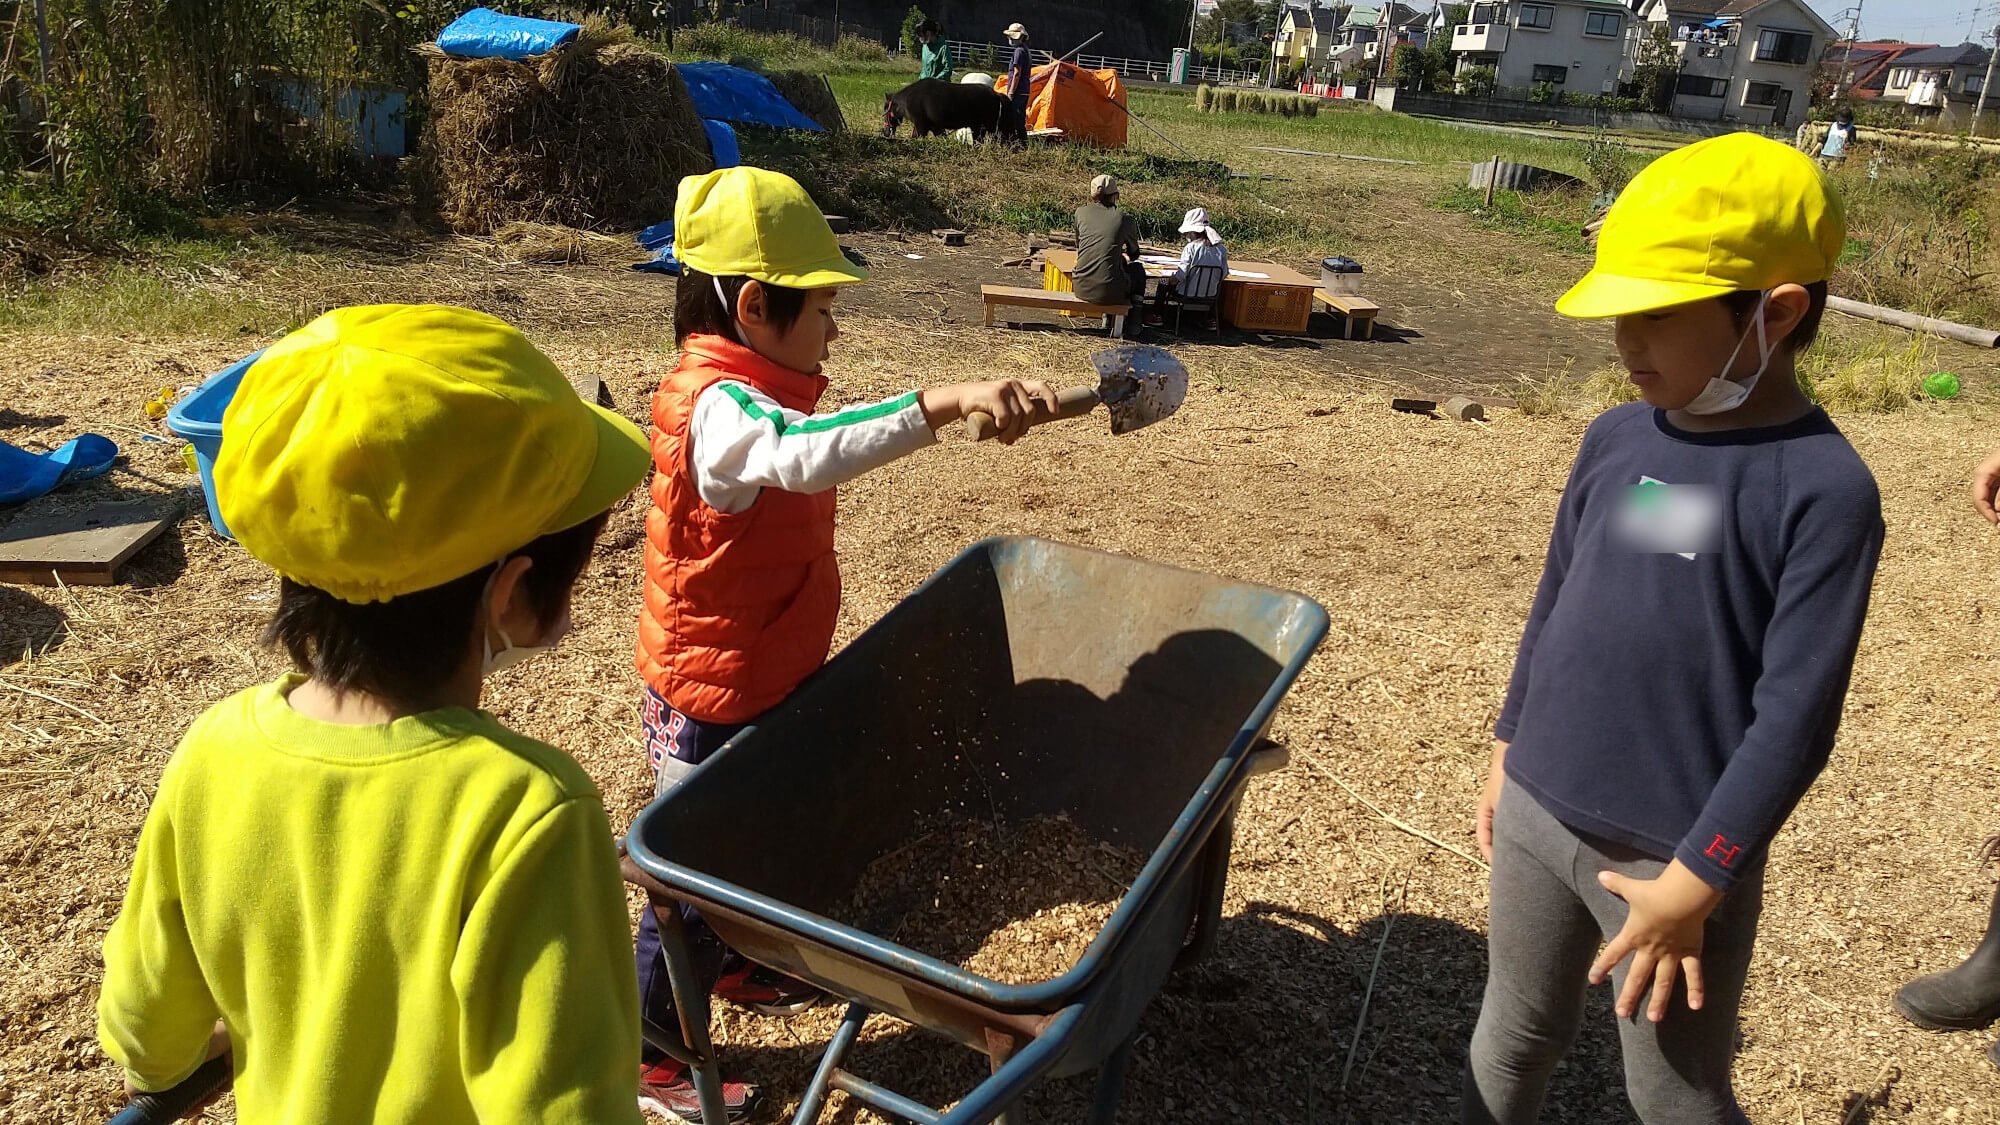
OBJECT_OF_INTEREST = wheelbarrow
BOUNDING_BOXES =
[624,536,1328,1125]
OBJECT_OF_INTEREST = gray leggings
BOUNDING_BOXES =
[1463,779,1762,1125]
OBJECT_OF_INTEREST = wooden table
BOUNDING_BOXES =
[1042,249,1320,335]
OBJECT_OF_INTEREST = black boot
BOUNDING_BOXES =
[1895,883,2000,1031]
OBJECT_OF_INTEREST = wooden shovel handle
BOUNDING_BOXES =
[965,384,1102,442]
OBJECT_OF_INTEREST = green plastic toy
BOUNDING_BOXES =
[1924,372,1963,399]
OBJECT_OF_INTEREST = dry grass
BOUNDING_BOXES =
[418,28,712,234]
[766,71,846,134]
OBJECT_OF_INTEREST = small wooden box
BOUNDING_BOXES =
[1223,282,1314,334]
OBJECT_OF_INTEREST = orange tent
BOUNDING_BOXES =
[997,61,1128,148]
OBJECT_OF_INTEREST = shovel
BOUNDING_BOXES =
[965,345,1190,441]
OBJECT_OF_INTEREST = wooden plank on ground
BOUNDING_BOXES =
[1249,146,1425,166]
[0,502,175,586]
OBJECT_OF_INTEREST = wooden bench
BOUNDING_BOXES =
[1314,289,1381,340]
[982,284,1129,335]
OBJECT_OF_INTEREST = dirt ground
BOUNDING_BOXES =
[6,225,2000,1125]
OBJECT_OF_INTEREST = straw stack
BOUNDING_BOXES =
[768,70,846,133]
[418,26,713,234]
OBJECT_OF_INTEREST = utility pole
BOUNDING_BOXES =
[1832,0,1864,102]
[1975,23,2000,136]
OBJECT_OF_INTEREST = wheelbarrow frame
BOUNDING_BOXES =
[625,537,1327,1125]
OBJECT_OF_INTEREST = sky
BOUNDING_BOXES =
[1803,0,2000,45]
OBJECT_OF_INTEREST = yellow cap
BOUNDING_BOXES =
[1557,132,1844,319]
[215,304,650,604]
[673,166,869,289]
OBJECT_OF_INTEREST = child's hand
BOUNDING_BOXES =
[1474,740,1507,863]
[921,380,1059,445]
[124,1020,231,1108]
[1589,860,1724,1023]
[1972,445,2000,523]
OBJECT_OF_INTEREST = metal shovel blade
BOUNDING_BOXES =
[1090,345,1190,436]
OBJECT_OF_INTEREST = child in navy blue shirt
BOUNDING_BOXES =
[1464,134,1884,1124]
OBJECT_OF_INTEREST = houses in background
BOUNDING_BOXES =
[1274,5,1345,70]
[1450,0,1631,96]
[1639,0,1834,127]
[1441,0,1827,126]
[1880,43,1993,123]
[1274,2,1433,76]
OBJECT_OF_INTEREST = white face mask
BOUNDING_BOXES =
[714,276,754,350]
[478,567,567,678]
[1681,290,1775,416]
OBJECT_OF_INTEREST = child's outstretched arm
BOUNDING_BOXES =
[690,378,1057,514]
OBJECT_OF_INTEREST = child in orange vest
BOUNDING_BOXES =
[632,167,1055,1121]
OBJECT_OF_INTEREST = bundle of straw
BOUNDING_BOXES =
[767,71,846,133]
[418,26,713,234]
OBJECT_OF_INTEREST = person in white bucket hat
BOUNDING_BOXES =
[1148,207,1230,329]
[1003,24,1033,122]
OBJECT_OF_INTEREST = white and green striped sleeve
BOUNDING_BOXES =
[688,380,937,514]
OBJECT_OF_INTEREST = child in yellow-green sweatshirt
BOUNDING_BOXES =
[97,304,651,1125]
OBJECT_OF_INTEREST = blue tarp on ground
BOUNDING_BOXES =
[702,119,741,168]
[632,220,680,274]
[436,8,580,60]
[676,63,824,132]
[0,435,118,506]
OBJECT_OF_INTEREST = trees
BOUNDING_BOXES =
[1393,4,1469,92]
[1629,22,1680,113]
[1196,0,1266,47]
[899,5,925,58]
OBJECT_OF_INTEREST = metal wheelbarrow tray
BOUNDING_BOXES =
[625,536,1327,1125]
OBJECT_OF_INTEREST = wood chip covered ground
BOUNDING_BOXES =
[4,234,2000,1125]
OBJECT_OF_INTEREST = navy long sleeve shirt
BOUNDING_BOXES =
[1495,403,1884,891]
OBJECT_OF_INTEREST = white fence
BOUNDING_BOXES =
[934,41,1261,86]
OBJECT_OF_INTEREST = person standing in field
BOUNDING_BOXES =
[631,166,1057,1121]
[1819,105,1856,166]
[916,18,952,80]
[1889,449,2000,1069]
[1464,134,1884,1124]
[1072,174,1146,336]
[1003,22,1033,122]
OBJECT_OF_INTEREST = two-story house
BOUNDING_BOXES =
[1822,41,1940,102]
[1882,43,1993,122]
[1341,3,1432,67]
[1638,0,1833,126]
[1450,0,1631,96]
[1275,4,1346,69]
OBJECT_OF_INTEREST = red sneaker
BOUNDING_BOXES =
[638,1059,761,1124]
[713,963,825,1017]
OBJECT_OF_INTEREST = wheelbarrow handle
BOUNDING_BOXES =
[105,1055,231,1125]
[964,384,1102,442]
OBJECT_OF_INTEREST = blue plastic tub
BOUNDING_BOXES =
[165,351,262,539]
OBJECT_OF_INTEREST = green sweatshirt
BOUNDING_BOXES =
[98,676,641,1125]
[920,38,953,80]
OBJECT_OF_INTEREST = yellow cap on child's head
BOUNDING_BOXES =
[1556,132,1845,319]
[214,304,650,604]
[673,166,870,289]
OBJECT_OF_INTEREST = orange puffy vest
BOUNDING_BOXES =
[636,335,840,723]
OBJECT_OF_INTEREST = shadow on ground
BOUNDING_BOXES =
[704,905,1643,1125]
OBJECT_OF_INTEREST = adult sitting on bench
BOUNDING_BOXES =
[1073,174,1146,338]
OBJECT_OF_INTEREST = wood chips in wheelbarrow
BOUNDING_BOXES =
[836,814,1148,986]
